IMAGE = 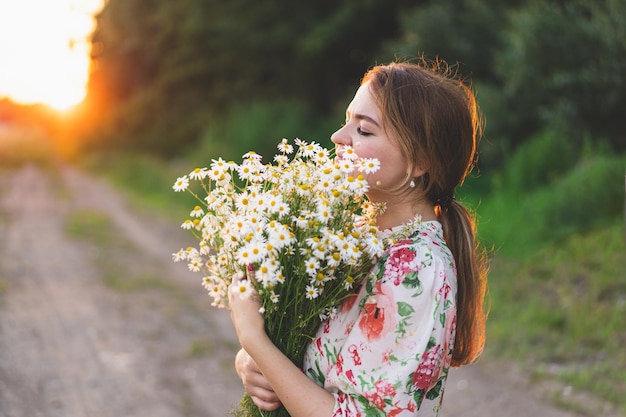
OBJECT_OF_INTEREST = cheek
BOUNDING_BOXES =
[369,156,408,188]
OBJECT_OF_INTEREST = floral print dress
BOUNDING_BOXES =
[302,220,457,417]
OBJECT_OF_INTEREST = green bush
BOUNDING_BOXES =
[535,154,625,240]
[501,129,580,193]
[477,149,624,258]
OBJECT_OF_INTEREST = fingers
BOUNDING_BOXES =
[246,263,256,282]
[250,394,282,411]
[235,349,282,411]
[246,381,282,411]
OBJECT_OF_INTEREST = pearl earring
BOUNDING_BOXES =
[409,179,416,188]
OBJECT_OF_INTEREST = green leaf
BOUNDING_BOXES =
[425,379,443,400]
[397,301,415,317]
[402,271,423,294]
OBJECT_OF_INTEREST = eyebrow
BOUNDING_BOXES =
[348,112,381,128]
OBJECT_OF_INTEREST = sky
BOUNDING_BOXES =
[0,0,104,110]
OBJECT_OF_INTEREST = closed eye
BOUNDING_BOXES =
[357,126,372,136]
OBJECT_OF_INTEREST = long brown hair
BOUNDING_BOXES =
[363,61,488,366]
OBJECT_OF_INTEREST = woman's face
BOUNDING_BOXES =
[331,82,410,202]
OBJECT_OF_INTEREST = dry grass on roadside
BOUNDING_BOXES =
[64,208,182,295]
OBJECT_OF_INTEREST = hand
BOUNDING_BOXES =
[235,348,282,411]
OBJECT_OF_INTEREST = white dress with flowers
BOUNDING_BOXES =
[302,221,457,417]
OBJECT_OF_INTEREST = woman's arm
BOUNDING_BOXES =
[229,278,336,417]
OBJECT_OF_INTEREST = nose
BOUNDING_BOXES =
[331,124,349,147]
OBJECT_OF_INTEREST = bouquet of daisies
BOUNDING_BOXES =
[172,138,385,417]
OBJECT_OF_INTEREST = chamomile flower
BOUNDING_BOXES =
[173,176,189,192]
[203,276,226,297]
[235,193,253,212]
[359,158,380,174]
[190,206,204,217]
[327,251,342,267]
[231,278,253,299]
[242,151,263,161]
[319,306,338,320]
[210,157,231,171]
[215,172,233,187]
[305,285,319,300]
[313,271,328,286]
[314,147,331,164]
[315,177,334,194]
[304,257,320,278]
[265,194,284,215]
[251,192,271,212]
[269,291,280,304]
[199,241,211,256]
[188,257,203,272]
[365,236,385,257]
[293,215,309,229]
[300,141,321,158]
[345,174,369,193]
[236,240,267,265]
[337,158,355,173]
[348,245,363,264]
[277,138,294,154]
[295,183,311,197]
[181,219,194,230]
[237,162,258,181]
[189,167,209,180]
[340,145,358,160]
[274,154,289,166]
[185,246,200,259]
[315,204,332,224]
[208,166,227,181]
[307,235,329,259]
[266,223,294,249]
[256,259,278,285]
[344,275,356,290]
[172,249,187,262]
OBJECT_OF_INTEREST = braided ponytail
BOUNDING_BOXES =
[364,60,489,365]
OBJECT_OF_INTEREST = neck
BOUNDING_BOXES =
[375,200,436,230]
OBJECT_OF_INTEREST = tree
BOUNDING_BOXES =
[494,0,626,150]
[83,0,410,156]
[381,0,518,82]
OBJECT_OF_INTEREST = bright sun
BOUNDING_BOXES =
[0,0,104,111]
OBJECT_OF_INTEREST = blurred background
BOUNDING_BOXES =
[0,0,624,415]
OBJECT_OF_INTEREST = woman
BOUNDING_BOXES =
[229,61,488,417]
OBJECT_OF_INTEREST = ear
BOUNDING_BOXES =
[412,165,428,178]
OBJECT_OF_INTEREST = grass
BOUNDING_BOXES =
[79,152,198,221]
[186,339,215,358]
[0,277,7,296]
[64,207,181,294]
[486,224,626,412]
[65,209,114,244]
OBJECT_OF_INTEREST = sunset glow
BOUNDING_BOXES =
[0,0,104,111]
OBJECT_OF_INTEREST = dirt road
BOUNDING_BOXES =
[0,164,606,417]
